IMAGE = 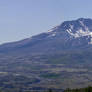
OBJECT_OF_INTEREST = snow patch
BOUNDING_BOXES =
[51,33,56,37]
[79,21,85,27]
[70,25,74,30]
[67,29,92,38]
[47,31,57,37]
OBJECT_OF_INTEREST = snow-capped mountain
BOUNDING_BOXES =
[47,18,92,43]
[0,18,92,54]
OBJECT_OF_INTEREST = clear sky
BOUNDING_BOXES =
[0,0,92,44]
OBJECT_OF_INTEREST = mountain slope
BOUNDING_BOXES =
[1,18,92,54]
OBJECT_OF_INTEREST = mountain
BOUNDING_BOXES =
[0,18,92,55]
[1,18,92,92]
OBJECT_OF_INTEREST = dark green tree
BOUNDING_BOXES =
[48,89,52,92]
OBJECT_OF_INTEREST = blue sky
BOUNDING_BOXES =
[0,0,92,44]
